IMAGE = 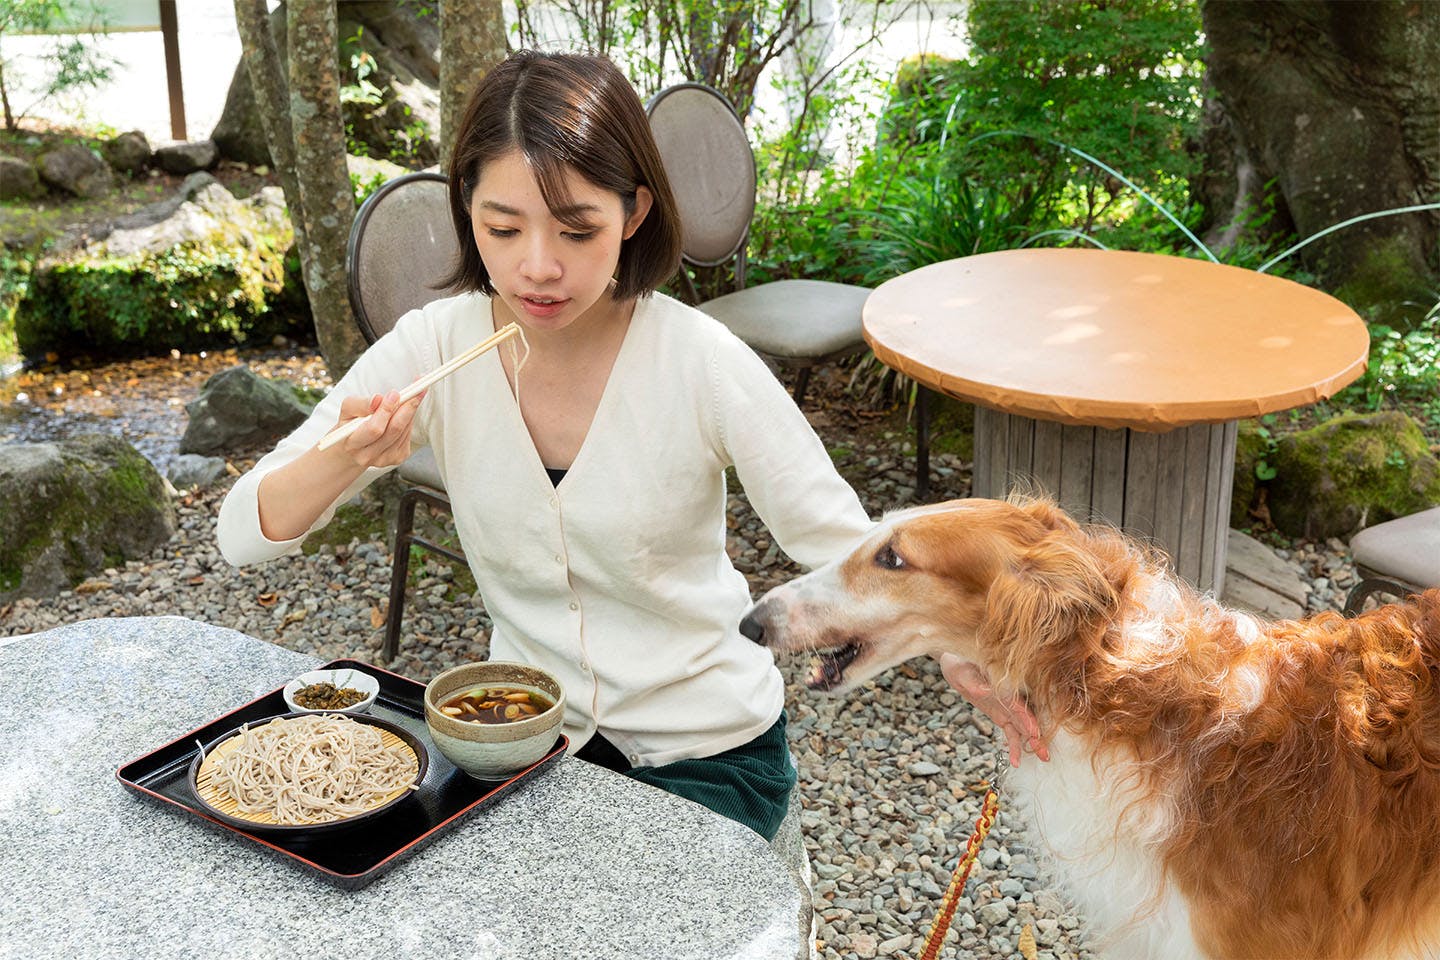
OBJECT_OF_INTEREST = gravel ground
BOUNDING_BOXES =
[1,346,1359,960]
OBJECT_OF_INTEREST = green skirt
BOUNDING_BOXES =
[574,711,796,841]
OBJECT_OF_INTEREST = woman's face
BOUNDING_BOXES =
[469,149,652,333]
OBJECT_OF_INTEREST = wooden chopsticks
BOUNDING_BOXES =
[316,322,521,452]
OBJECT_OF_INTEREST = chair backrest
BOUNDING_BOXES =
[346,171,459,345]
[646,83,757,272]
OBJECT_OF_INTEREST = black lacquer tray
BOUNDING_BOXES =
[117,658,567,890]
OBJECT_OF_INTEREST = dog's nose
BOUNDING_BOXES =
[739,610,766,646]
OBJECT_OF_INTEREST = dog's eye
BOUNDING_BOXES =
[875,544,905,570]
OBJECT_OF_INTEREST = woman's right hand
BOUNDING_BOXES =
[329,389,425,468]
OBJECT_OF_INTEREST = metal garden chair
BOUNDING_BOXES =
[1342,506,1440,614]
[346,170,464,662]
[646,82,872,406]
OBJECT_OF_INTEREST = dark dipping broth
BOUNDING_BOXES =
[440,686,554,724]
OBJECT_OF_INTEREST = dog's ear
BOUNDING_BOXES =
[981,532,1118,685]
[1016,495,1081,534]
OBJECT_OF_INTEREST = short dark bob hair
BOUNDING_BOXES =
[444,50,683,301]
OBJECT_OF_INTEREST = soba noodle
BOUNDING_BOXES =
[210,714,418,825]
[507,323,531,408]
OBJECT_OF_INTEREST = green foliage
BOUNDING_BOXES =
[1338,310,1440,412]
[1253,415,1280,481]
[337,26,433,167]
[14,233,306,360]
[338,28,383,108]
[0,250,30,359]
[941,0,1204,236]
[749,0,1207,295]
[0,1,118,131]
[855,164,1060,285]
[350,169,388,208]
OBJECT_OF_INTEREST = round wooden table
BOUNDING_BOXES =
[863,248,1369,594]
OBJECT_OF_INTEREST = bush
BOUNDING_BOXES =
[15,236,306,359]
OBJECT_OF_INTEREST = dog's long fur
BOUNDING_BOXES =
[743,497,1440,960]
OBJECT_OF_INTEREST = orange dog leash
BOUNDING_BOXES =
[917,787,1000,960]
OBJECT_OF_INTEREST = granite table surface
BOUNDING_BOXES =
[0,617,804,960]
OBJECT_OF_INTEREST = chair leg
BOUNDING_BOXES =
[791,367,813,407]
[915,385,932,500]
[1343,577,1411,616]
[383,488,420,662]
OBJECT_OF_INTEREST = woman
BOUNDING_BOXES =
[218,50,873,840]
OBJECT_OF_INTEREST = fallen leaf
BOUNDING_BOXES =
[187,576,204,586]
[900,663,919,679]
[75,580,113,594]
[1018,924,1038,960]
[0,603,12,621]
[225,461,241,477]
[256,592,278,607]
[370,605,386,629]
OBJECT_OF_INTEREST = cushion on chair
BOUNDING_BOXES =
[397,446,444,492]
[1349,506,1440,589]
[699,279,870,359]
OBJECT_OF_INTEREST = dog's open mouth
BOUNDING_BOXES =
[808,641,862,691]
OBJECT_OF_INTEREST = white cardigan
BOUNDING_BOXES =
[218,292,873,765]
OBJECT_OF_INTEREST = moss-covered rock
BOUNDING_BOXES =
[13,175,307,360]
[0,434,175,600]
[1230,419,1274,527]
[1266,411,1440,539]
[179,364,322,455]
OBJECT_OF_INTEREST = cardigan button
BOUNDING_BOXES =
[569,602,578,611]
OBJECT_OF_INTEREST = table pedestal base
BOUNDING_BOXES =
[971,407,1237,595]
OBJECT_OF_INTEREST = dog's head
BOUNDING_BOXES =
[741,497,1123,697]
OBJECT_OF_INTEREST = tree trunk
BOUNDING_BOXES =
[1198,0,1439,298]
[440,0,508,169]
[287,1,366,377]
[236,0,365,377]
[216,1,440,169]
[234,1,307,273]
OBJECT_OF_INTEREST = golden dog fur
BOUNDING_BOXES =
[743,496,1440,959]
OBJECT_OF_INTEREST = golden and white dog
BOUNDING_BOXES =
[741,496,1440,960]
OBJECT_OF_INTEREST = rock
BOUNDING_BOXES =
[1230,418,1271,526]
[154,139,218,175]
[0,153,41,200]
[13,177,306,361]
[347,154,409,195]
[1221,528,1309,619]
[101,131,151,174]
[166,453,228,489]
[35,143,114,198]
[211,2,440,168]
[0,435,175,601]
[907,760,942,776]
[1268,411,1440,539]
[180,365,320,455]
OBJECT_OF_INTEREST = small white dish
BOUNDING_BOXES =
[282,668,380,715]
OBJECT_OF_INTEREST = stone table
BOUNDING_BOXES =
[0,617,806,960]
